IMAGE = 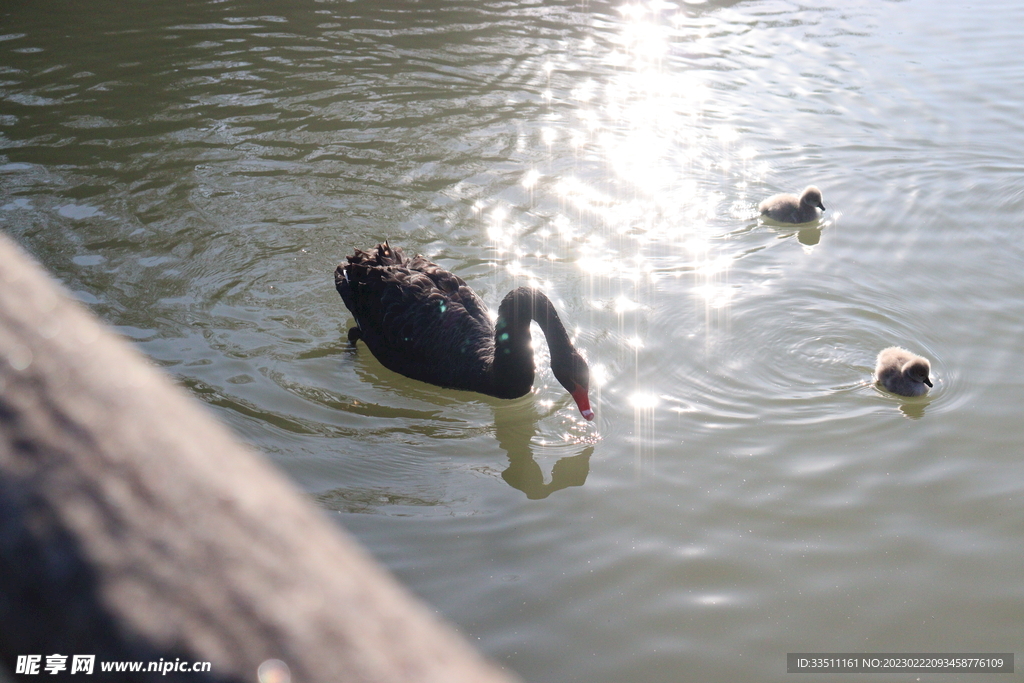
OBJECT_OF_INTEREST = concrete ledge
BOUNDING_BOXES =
[0,233,518,683]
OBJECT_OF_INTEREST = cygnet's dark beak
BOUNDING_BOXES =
[924,377,933,387]
[818,201,827,211]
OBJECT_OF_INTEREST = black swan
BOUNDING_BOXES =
[335,242,594,420]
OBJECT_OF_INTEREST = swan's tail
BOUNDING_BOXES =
[341,240,406,269]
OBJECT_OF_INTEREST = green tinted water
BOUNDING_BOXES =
[3,1,1023,680]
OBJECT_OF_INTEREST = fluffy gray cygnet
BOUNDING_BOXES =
[759,186,826,224]
[874,346,933,397]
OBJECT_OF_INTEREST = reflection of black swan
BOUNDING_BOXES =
[335,241,594,420]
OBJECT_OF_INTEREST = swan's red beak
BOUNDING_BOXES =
[571,385,594,421]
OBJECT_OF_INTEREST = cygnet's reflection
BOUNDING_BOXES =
[797,226,822,246]
[898,398,930,420]
[494,402,593,500]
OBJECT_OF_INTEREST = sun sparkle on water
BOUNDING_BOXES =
[522,169,541,189]
[629,392,660,410]
[613,295,641,314]
[475,0,783,417]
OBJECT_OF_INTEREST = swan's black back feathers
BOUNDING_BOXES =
[336,242,501,393]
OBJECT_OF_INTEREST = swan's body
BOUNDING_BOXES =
[874,346,933,397]
[335,242,593,420]
[759,186,826,224]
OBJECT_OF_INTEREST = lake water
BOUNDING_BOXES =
[3,0,1024,680]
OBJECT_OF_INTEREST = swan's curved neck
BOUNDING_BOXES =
[490,288,578,397]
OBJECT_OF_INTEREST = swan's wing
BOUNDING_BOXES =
[335,246,493,390]
[404,253,492,328]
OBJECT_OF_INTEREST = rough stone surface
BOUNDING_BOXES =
[0,234,518,683]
